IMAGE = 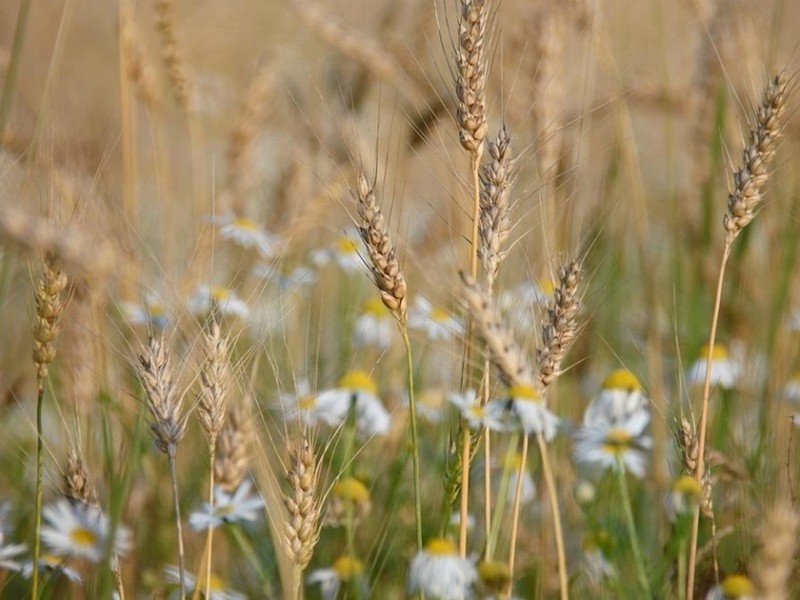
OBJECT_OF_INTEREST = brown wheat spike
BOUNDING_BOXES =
[460,272,535,388]
[121,19,162,111]
[478,126,515,288]
[137,335,187,453]
[676,415,699,474]
[64,448,98,508]
[751,502,799,600]
[32,253,68,381]
[154,0,192,112]
[197,321,230,445]
[355,173,408,324]
[214,399,253,491]
[536,260,581,390]
[455,0,488,156]
[283,437,321,570]
[723,74,788,238]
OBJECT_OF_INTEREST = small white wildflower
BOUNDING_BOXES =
[164,565,246,600]
[408,296,465,342]
[21,555,82,583]
[664,475,702,522]
[705,574,754,600]
[307,556,367,600]
[573,411,652,478]
[408,537,478,600]
[120,292,169,329]
[40,500,131,563]
[686,343,739,390]
[353,297,395,349]
[449,389,504,430]
[188,480,264,531]
[213,213,282,259]
[311,235,363,273]
[187,285,250,320]
[485,385,560,440]
[583,369,649,429]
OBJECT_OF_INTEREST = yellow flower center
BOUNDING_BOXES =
[333,556,364,579]
[602,369,642,391]
[503,452,524,470]
[699,343,729,361]
[602,428,633,454]
[337,237,359,254]
[148,302,165,317]
[232,217,259,231]
[581,530,611,552]
[425,537,457,555]
[333,477,370,502]
[211,286,230,301]
[206,574,226,591]
[672,475,702,499]
[478,560,511,589]
[70,526,98,547]
[362,297,388,316]
[538,279,555,295]
[430,306,450,322]
[338,370,377,395]
[508,384,540,402]
[721,574,754,596]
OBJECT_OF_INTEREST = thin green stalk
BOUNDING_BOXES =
[487,433,520,559]
[226,524,273,595]
[167,444,187,600]
[507,434,529,585]
[31,382,44,599]
[615,456,651,597]
[0,0,32,139]
[204,446,216,600]
[536,434,569,600]
[401,327,423,551]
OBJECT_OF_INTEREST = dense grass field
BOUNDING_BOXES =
[0,0,799,598]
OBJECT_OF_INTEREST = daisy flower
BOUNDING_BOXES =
[353,297,395,349]
[499,279,555,329]
[0,502,25,572]
[477,560,511,597]
[187,285,250,320]
[280,378,347,428]
[705,574,754,600]
[449,389,504,430]
[573,411,652,478]
[581,531,617,584]
[120,292,169,330]
[484,384,560,441]
[21,554,82,583]
[408,537,478,600]
[582,369,649,429]
[188,479,264,531]
[406,387,447,424]
[500,452,536,504]
[213,213,282,259]
[40,500,131,563]
[311,235,363,273]
[313,370,391,438]
[164,566,246,600]
[326,477,372,526]
[307,555,367,600]
[408,296,465,342]
[686,343,739,390]
[665,475,702,521]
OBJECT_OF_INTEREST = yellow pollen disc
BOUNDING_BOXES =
[425,537,457,555]
[721,574,754,596]
[207,574,225,591]
[70,527,97,546]
[503,452,524,470]
[468,406,484,420]
[297,395,316,410]
[334,556,364,579]
[429,306,450,322]
[211,286,230,301]
[699,343,729,361]
[232,217,259,231]
[602,369,642,391]
[478,560,511,587]
[337,237,359,254]
[338,370,377,395]
[217,504,234,516]
[581,530,610,551]
[672,475,702,498]
[538,279,555,295]
[362,297,387,316]
[602,428,633,453]
[148,303,165,317]
[508,384,540,402]
[333,477,370,502]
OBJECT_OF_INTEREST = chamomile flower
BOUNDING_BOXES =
[583,369,650,429]
[573,411,652,478]
[280,378,346,428]
[408,296,465,342]
[0,502,25,572]
[477,560,511,597]
[407,388,447,423]
[307,555,367,600]
[326,477,372,526]
[686,343,739,390]
[214,214,282,259]
[188,479,264,530]
[581,531,617,584]
[705,574,754,600]
[353,297,395,349]
[449,389,504,430]
[500,279,555,329]
[40,500,131,563]
[665,475,702,521]
[314,370,391,437]
[187,285,250,320]
[21,554,81,583]
[311,235,363,273]
[484,384,560,441]
[501,452,536,504]
[408,537,478,600]
[120,292,169,329]
[164,566,246,600]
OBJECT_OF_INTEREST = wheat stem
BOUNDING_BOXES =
[402,327,423,551]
